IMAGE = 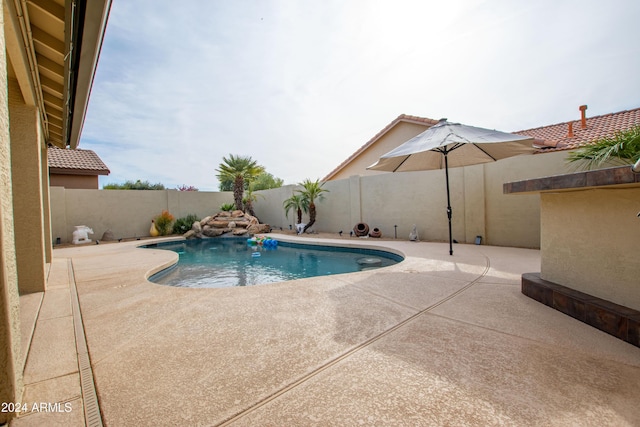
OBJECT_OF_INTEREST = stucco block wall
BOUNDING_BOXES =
[253,151,572,248]
[483,151,569,247]
[540,188,640,311]
[49,151,576,249]
[50,189,233,243]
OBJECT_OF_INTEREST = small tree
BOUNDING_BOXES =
[250,172,284,191]
[283,194,308,225]
[566,125,640,170]
[297,179,329,233]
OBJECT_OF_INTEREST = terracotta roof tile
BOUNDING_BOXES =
[48,147,110,175]
[513,107,640,153]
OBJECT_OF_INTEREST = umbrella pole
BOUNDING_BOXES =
[444,153,453,255]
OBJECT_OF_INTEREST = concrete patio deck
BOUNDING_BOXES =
[12,234,640,426]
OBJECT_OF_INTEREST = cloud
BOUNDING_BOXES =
[81,0,640,190]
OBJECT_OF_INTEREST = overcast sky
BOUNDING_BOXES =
[80,0,640,191]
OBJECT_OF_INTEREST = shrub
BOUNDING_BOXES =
[154,210,175,235]
[220,203,235,212]
[104,180,165,190]
[173,214,199,234]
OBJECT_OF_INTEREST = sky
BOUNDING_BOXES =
[80,0,640,191]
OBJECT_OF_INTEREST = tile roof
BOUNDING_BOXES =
[48,147,110,175]
[323,106,640,180]
[513,107,640,152]
[323,114,440,180]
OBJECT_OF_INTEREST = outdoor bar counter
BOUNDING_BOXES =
[504,165,640,347]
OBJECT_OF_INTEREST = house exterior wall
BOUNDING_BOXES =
[8,78,47,294]
[540,187,640,311]
[0,3,25,419]
[328,121,431,181]
[49,173,99,189]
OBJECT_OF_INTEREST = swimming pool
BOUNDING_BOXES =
[144,237,403,288]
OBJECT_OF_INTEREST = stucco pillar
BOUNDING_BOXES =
[8,78,47,294]
[41,143,52,262]
[463,164,486,244]
[349,175,362,227]
[0,2,25,421]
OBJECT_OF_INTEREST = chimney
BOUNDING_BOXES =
[579,105,588,129]
[567,122,574,138]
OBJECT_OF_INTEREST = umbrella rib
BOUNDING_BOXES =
[436,143,465,155]
[472,143,497,161]
[391,155,411,172]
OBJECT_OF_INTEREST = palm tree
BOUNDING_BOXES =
[567,125,640,170]
[242,189,263,218]
[216,155,265,211]
[283,194,308,226]
[297,179,329,233]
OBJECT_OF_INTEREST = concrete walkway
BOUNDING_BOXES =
[12,235,640,426]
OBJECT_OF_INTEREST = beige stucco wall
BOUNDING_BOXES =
[329,121,431,181]
[9,78,47,294]
[48,151,576,250]
[49,173,99,189]
[50,189,233,243]
[0,2,25,419]
[540,187,640,311]
[484,150,570,247]
[252,151,573,248]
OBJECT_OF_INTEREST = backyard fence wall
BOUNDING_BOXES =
[50,151,571,248]
[255,151,569,248]
[50,188,233,243]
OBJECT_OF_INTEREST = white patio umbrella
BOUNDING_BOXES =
[367,119,536,255]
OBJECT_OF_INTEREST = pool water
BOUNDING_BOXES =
[145,237,402,288]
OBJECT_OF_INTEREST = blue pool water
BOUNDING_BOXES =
[144,237,402,288]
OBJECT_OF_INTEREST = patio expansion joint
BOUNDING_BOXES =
[68,259,104,427]
[216,253,491,426]
[20,293,45,376]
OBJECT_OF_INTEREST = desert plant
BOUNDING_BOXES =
[283,194,308,225]
[177,184,199,191]
[566,125,640,170]
[220,203,235,212]
[215,155,265,211]
[172,214,199,234]
[297,179,328,233]
[154,210,175,235]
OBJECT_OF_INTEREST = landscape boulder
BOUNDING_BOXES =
[184,211,270,239]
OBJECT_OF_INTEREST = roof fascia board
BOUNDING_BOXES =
[67,0,112,149]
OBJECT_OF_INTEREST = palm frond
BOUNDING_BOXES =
[567,125,640,170]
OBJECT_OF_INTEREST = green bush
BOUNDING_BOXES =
[220,203,235,212]
[173,214,200,234]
